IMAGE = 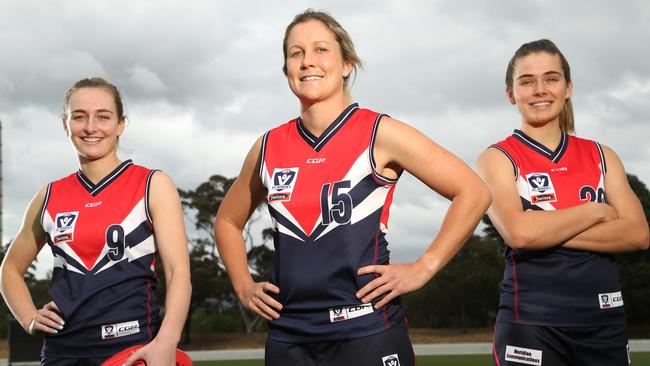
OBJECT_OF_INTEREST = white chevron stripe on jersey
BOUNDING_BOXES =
[92,198,147,267]
[43,212,88,272]
[344,147,374,187]
[315,184,390,241]
[275,219,306,242]
[94,198,155,274]
[95,236,155,274]
[262,163,309,237]
[314,148,390,241]
[597,163,606,191]
[52,247,84,274]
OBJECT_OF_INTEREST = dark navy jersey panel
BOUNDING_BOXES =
[493,132,625,326]
[261,105,405,342]
[40,162,160,358]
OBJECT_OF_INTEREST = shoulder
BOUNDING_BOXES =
[477,144,515,167]
[374,116,419,141]
[477,141,518,180]
[149,170,178,192]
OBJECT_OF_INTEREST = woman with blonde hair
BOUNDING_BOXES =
[215,9,491,366]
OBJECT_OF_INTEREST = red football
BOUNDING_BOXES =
[101,344,192,366]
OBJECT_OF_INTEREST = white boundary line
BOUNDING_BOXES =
[2,340,649,364]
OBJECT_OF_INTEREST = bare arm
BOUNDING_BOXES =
[214,137,282,320]
[0,188,64,334]
[563,146,649,253]
[476,147,616,250]
[357,117,492,308]
[126,172,191,366]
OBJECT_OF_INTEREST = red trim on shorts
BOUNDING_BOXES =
[146,279,153,339]
[512,250,519,321]
[373,231,390,327]
[373,231,379,265]
[492,324,502,366]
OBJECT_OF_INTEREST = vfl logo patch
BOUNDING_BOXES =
[505,345,542,365]
[382,354,400,366]
[329,303,374,323]
[599,291,624,309]
[526,173,557,204]
[53,211,79,244]
[269,167,299,203]
[101,320,140,339]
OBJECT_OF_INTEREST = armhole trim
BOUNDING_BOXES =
[145,169,159,225]
[489,145,519,180]
[369,113,399,185]
[595,142,607,176]
[39,183,53,225]
[259,131,270,181]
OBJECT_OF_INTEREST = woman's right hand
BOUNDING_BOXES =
[238,281,282,321]
[27,301,64,335]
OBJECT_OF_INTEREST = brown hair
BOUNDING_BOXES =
[506,39,574,133]
[63,77,125,119]
[282,9,363,88]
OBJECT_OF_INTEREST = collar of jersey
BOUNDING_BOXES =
[76,159,134,196]
[296,103,359,152]
[512,129,569,163]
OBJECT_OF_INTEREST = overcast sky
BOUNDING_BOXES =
[2,0,649,278]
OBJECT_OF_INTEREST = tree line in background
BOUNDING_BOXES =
[0,174,648,341]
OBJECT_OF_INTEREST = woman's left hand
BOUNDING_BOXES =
[356,261,431,309]
[124,338,177,366]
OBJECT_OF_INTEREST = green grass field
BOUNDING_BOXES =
[194,352,650,365]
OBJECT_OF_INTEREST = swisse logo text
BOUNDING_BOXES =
[101,320,140,340]
[306,158,326,164]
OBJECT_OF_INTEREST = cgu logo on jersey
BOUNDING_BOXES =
[269,168,299,203]
[53,211,79,244]
[101,320,140,339]
[598,291,624,309]
[329,303,374,323]
[526,173,557,204]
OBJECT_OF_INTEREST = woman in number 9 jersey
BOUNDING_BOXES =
[0,77,191,366]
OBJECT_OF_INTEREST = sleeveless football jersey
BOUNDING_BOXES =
[260,103,405,343]
[492,130,624,326]
[40,160,160,358]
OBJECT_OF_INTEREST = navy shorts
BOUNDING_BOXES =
[493,322,630,366]
[265,321,415,366]
[41,357,107,366]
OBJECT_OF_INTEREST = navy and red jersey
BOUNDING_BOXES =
[491,130,624,326]
[259,103,405,343]
[39,160,160,358]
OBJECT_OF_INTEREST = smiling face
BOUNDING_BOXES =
[507,52,573,128]
[284,19,353,105]
[62,87,125,163]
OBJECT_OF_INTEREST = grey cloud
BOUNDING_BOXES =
[2,0,650,275]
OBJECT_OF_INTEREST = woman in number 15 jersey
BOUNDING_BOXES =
[215,9,491,366]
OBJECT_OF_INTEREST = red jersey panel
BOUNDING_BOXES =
[492,130,624,326]
[40,160,160,358]
[259,104,404,343]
